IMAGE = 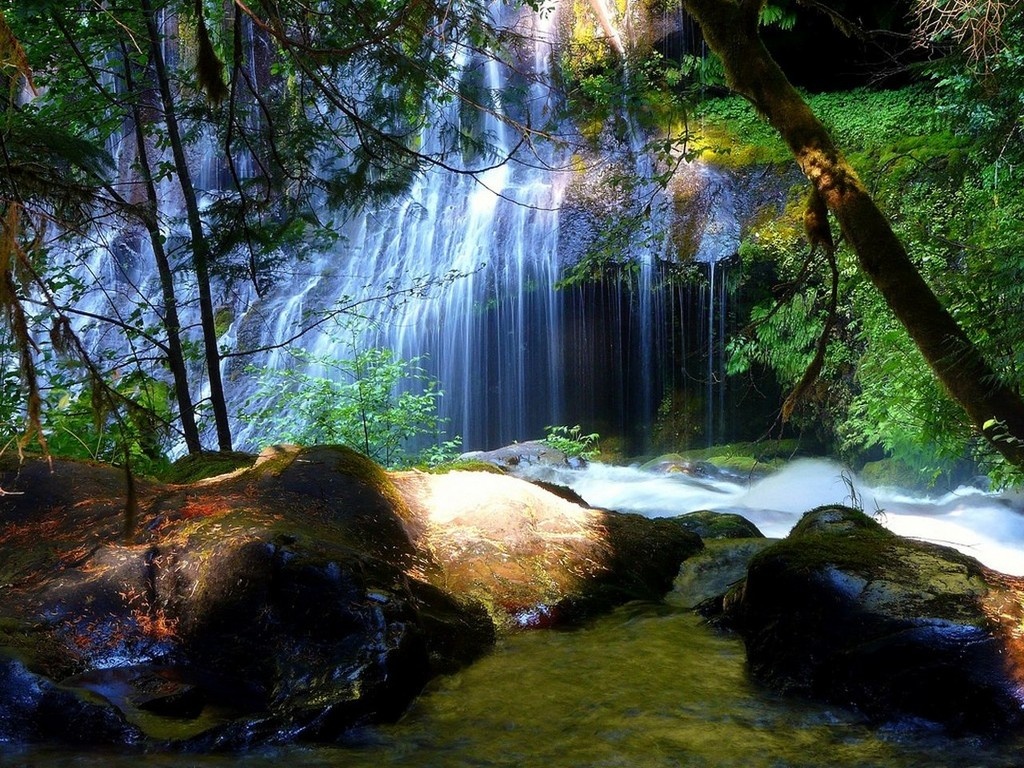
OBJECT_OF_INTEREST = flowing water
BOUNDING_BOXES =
[525,458,1024,576]
[6,602,1023,767]
[56,0,753,456]
[6,460,1024,766]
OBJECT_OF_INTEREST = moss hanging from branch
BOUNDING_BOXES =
[193,0,228,104]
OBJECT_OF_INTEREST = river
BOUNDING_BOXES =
[4,458,1023,766]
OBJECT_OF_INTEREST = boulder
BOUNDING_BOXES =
[0,448,492,747]
[391,470,702,629]
[720,505,1024,735]
[669,510,764,540]
[674,538,776,609]
[458,440,582,472]
[0,447,700,746]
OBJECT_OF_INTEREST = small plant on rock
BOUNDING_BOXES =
[542,424,600,461]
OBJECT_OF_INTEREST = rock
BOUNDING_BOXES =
[392,470,703,630]
[458,440,583,472]
[0,447,700,747]
[673,538,776,609]
[721,505,1024,735]
[0,651,144,745]
[161,451,258,484]
[640,454,717,477]
[528,480,592,508]
[669,510,764,540]
[0,448,493,747]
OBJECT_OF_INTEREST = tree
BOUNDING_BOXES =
[140,0,232,451]
[681,0,1024,472]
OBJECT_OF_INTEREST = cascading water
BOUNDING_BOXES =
[224,0,574,451]
[56,0,756,456]
[217,0,746,453]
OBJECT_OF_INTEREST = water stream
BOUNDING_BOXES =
[6,460,1024,766]
[525,458,1024,576]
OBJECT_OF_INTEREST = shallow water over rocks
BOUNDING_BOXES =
[6,599,1023,767]
[6,457,1024,765]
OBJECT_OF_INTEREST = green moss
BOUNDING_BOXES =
[666,439,803,473]
[213,306,234,339]
[671,510,764,540]
[693,85,945,170]
[159,451,257,484]
[859,457,935,491]
[421,460,506,475]
[753,505,900,579]
[317,445,411,519]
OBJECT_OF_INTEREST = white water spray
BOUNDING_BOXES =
[521,458,1024,575]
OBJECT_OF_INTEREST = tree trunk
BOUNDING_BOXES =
[121,43,203,454]
[682,0,1024,470]
[142,0,233,450]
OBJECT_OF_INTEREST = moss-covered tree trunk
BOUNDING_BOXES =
[682,0,1024,471]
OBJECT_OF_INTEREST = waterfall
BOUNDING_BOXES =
[223,1,574,451]
[48,0,761,458]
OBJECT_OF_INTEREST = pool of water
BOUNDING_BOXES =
[5,594,1022,767]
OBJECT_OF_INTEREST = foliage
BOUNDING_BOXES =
[4,360,176,478]
[719,64,1024,485]
[241,345,450,468]
[542,424,601,461]
[758,2,798,30]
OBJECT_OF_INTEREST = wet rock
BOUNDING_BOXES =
[459,440,583,472]
[670,510,764,540]
[392,470,702,630]
[528,480,592,508]
[673,538,776,609]
[0,448,493,747]
[0,651,143,745]
[640,454,717,477]
[722,505,1024,735]
[0,447,700,747]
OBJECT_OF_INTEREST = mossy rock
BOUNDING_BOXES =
[669,439,802,475]
[724,505,1024,735]
[422,459,506,475]
[857,456,971,492]
[673,537,776,609]
[670,510,764,540]
[0,450,494,747]
[390,471,702,632]
[160,451,257,484]
[0,449,708,747]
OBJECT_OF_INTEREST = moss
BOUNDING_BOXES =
[213,306,234,338]
[664,439,802,473]
[671,510,764,540]
[755,505,988,592]
[420,460,506,475]
[693,86,946,171]
[743,506,894,583]
[859,457,934,491]
[160,451,257,484]
[319,445,412,520]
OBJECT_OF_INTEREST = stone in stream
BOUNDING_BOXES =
[669,509,765,540]
[717,505,1024,736]
[0,446,700,748]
